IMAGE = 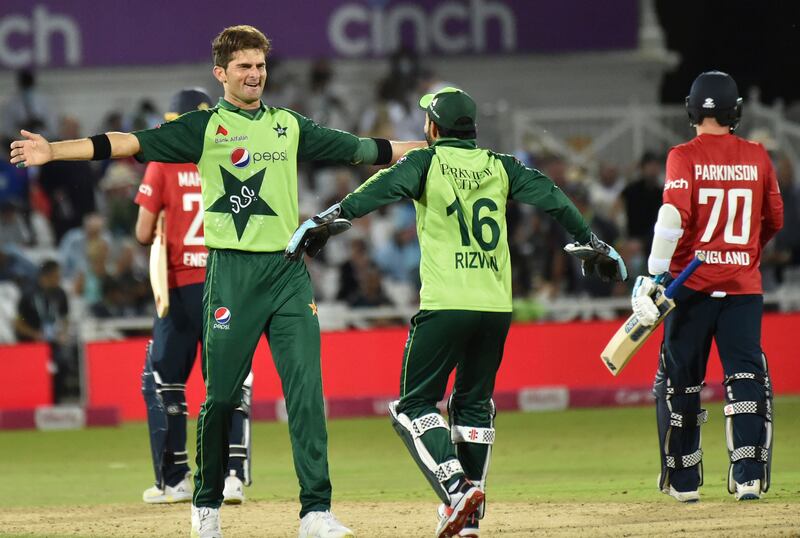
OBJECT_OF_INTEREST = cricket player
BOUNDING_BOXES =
[10,25,422,538]
[287,87,627,538]
[630,71,784,503]
[136,88,253,506]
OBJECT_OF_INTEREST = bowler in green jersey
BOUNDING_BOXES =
[10,24,423,538]
[288,87,627,538]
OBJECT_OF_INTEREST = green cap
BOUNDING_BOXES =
[418,86,477,132]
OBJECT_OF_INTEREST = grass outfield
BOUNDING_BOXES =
[1,396,798,509]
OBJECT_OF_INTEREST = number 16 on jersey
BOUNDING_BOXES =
[600,254,705,376]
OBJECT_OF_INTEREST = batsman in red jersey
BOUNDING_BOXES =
[135,89,253,505]
[631,71,783,503]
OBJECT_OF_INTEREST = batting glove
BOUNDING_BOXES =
[285,204,351,261]
[630,275,662,326]
[563,233,628,282]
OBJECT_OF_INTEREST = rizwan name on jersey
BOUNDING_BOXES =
[694,164,758,181]
[455,251,498,271]
[694,249,751,266]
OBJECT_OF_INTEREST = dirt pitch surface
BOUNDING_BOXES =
[2,500,799,537]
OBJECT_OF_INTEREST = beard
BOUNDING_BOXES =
[424,131,434,146]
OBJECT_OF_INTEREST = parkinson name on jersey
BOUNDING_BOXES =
[693,249,750,265]
[694,164,758,181]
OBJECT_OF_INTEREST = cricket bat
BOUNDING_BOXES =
[600,253,705,376]
[149,211,169,318]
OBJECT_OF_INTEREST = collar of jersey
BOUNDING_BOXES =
[431,138,477,149]
[217,98,267,120]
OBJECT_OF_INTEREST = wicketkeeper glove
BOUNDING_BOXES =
[284,204,351,261]
[630,275,662,327]
[563,233,628,282]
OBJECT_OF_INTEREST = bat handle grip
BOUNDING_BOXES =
[664,254,705,299]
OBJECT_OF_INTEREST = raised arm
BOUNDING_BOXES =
[10,129,141,167]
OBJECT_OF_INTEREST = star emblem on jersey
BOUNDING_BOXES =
[206,165,276,241]
[308,302,318,316]
[273,123,288,138]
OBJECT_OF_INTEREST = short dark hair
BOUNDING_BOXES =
[435,121,476,140]
[39,260,59,277]
[212,25,271,68]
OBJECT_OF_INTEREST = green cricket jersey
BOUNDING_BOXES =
[340,138,591,311]
[134,98,374,252]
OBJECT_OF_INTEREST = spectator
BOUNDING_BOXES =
[58,213,112,280]
[0,244,37,288]
[38,116,99,242]
[113,239,150,313]
[74,237,111,308]
[508,208,558,298]
[100,162,141,236]
[0,201,33,246]
[91,276,135,318]
[553,184,620,297]
[374,203,421,286]
[588,162,625,223]
[621,151,664,251]
[1,69,53,139]
[360,48,425,141]
[337,238,375,303]
[15,260,79,403]
[350,267,392,308]
[764,154,800,285]
[537,154,570,189]
[303,59,352,132]
[128,98,161,131]
[0,136,30,208]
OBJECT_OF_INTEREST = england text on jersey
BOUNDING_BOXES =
[694,249,751,266]
[183,251,208,268]
[694,164,758,181]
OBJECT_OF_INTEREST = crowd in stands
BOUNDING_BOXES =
[2,52,800,348]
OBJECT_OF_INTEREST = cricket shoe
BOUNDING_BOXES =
[222,470,245,504]
[143,472,193,504]
[665,486,700,503]
[437,504,479,537]
[298,511,355,538]
[435,480,485,538]
[191,505,222,538]
[658,474,699,503]
[735,480,761,501]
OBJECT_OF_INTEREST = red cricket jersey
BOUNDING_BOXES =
[664,133,784,294]
[135,162,207,289]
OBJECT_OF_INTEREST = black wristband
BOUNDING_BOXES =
[89,134,112,161]
[372,137,392,165]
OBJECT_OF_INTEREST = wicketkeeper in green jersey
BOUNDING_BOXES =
[287,87,628,538]
[10,24,423,538]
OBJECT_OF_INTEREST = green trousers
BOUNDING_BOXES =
[193,249,330,516]
[397,310,512,485]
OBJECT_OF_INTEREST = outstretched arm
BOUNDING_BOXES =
[388,140,426,164]
[285,148,432,260]
[10,130,141,167]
